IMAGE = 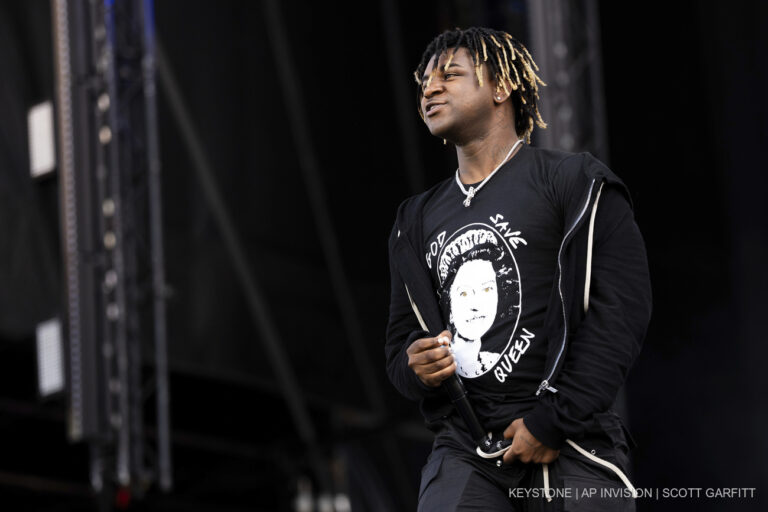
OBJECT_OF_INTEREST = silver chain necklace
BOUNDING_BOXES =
[454,138,525,207]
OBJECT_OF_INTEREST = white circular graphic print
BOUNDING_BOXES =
[436,224,522,378]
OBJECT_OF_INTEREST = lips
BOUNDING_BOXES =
[425,101,446,116]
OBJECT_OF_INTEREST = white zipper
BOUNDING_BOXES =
[536,179,597,396]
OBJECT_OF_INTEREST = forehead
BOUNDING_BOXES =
[454,259,495,282]
[424,46,474,74]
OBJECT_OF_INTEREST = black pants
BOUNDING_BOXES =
[417,411,636,512]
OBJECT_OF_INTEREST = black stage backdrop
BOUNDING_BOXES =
[0,0,765,510]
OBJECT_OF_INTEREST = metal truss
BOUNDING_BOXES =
[526,0,610,161]
[51,0,171,504]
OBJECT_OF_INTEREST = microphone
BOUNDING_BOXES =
[441,373,512,459]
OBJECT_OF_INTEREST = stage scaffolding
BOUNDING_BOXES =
[527,0,610,162]
[52,0,171,504]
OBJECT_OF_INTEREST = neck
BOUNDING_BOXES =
[455,119,520,184]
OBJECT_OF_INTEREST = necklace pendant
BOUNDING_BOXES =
[463,186,475,207]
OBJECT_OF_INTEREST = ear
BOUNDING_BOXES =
[493,85,510,105]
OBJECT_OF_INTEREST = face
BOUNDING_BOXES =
[419,47,498,142]
[449,259,498,341]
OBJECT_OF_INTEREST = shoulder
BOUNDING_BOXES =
[524,146,608,184]
[391,177,452,235]
[526,146,631,201]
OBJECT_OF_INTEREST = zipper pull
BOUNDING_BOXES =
[536,380,559,396]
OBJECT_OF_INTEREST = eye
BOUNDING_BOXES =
[460,291,467,297]
[444,73,457,79]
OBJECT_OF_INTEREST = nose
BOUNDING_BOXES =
[422,75,443,99]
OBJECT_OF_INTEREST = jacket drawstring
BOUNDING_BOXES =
[541,439,638,503]
[565,439,639,498]
[404,284,429,332]
[549,181,637,501]
[584,181,604,313]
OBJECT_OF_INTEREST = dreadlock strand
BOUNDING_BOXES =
[474,50,484,87]
[509,61,522,87]
[500,45,511,81]
[521,44,540,71]
[505,37,517,61]
[499,78,510,96]
[513,47,527,65]
[493,50,510,89]
[443,51,455,73]
[425,72,434,89]
[521,59,536,83]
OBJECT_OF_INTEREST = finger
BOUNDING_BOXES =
[503,420,519,439]
[408,330,453,356]
[540,450,560,464]
[410,346,452,365]
[503,446,517,464]
[504,437,519,464]
[416,354,455,375]
[435,330,452,345]
[406,337,442,355]
[425,361,456,385]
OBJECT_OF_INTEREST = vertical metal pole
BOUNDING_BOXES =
[52,0,85,442]
[101,0,132,486]
[585,0,610,163]
[526,0,557,150]
[141,0,173,491]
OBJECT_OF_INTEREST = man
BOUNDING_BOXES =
[385,27,651,511]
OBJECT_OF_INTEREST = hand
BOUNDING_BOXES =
[406,330,456,387]
[502,418,560,464]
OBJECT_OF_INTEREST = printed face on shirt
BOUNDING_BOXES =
[449,259,499,341]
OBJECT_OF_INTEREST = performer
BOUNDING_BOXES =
[385,27,651,511]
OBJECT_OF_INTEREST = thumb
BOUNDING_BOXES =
[436,330,452,346]
[503,419,519,439]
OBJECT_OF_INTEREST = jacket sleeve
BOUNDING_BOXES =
[524,184,652,449]
[385,225,443,401]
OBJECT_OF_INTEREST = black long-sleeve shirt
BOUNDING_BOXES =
[385,146,652,449]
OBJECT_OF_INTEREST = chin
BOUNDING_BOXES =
[426,122,455,142]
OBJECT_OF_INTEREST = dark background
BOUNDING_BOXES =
[0,0,766,510]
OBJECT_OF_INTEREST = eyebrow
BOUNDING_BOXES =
[421,62,465,83]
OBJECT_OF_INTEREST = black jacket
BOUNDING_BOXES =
[385,147,652,449]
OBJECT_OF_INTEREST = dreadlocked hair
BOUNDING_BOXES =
[413,27,547,142]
